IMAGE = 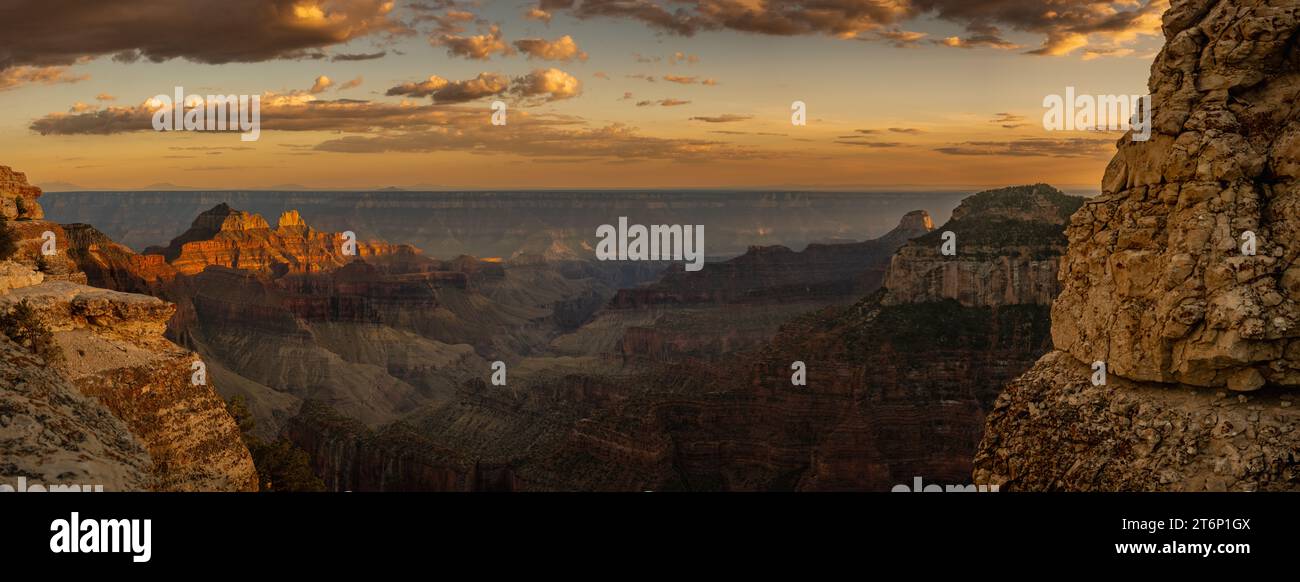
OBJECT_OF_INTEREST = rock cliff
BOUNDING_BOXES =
[975,0,1300,491]
[883,185,1080,307]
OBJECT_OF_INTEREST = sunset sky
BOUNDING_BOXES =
[0,0,1167,191]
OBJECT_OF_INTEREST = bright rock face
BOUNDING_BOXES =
[0,165,43,221]
[975,0,1300,491]
[1052,0,1300,389]
[149,203,411,276]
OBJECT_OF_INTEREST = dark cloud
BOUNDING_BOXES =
[331,51,387,62]
[386,73,509,103]
[0,0,407,71]
[541,0,1165,57]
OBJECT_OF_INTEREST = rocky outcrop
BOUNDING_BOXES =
[0,327,151,492]
[1052,2,1300,388]
[0,266,258,491]
[0,165,43,221]
[975,0,1300,491]
[883,185,1080,307]
[148,203,411,276]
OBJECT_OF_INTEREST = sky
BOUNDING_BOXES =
[0,0,1168,191]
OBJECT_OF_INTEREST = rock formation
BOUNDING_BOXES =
[883,185,1079,307]
[0,165,43,221]
[975,0,1300,491]
[1,165,257,491]
[609,210,934,308]
[149,203,409,276]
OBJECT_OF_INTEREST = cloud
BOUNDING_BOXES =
[934,23,1020,50]
[513,35,589,62]
[867,28,928,47]
[387,73,509,103]
[542,0,1165,57]
[524,7,554,24]
[888,127,923,134]
[69,102,96,113]
[934,137,1114,157]
[387,70,578,104]
[0,65,88,92]
[690,114,752,123]
[0,0,406,71]
[668,51,700,64]
[440,72,511,103]
[314,121,761,163]
[593,71,611,80]
[31,91,544,136]
[386,76,450,98]
[338,76,364,91]
[432,24,515,60]
[419,9,478,34]
[835,140,904,147]
[331,51,387,62]
[511,68,582,102]
[663,75,718,86]
[310,76,333,94]
[990,112,1027,129]
[636,98,690,107]
[95,93,116,101]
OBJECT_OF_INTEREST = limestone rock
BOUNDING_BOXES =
[1051,0,1300,388]
[0,334,151,492]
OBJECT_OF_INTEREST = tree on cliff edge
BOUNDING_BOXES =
[0,219,16,260]
[225,395,326,492]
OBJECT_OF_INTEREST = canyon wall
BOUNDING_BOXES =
[1,167,256,490]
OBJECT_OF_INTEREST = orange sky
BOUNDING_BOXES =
[0,0,1169,190]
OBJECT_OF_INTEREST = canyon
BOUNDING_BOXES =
[9,157,1090,491]
[277,185,1077,490]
